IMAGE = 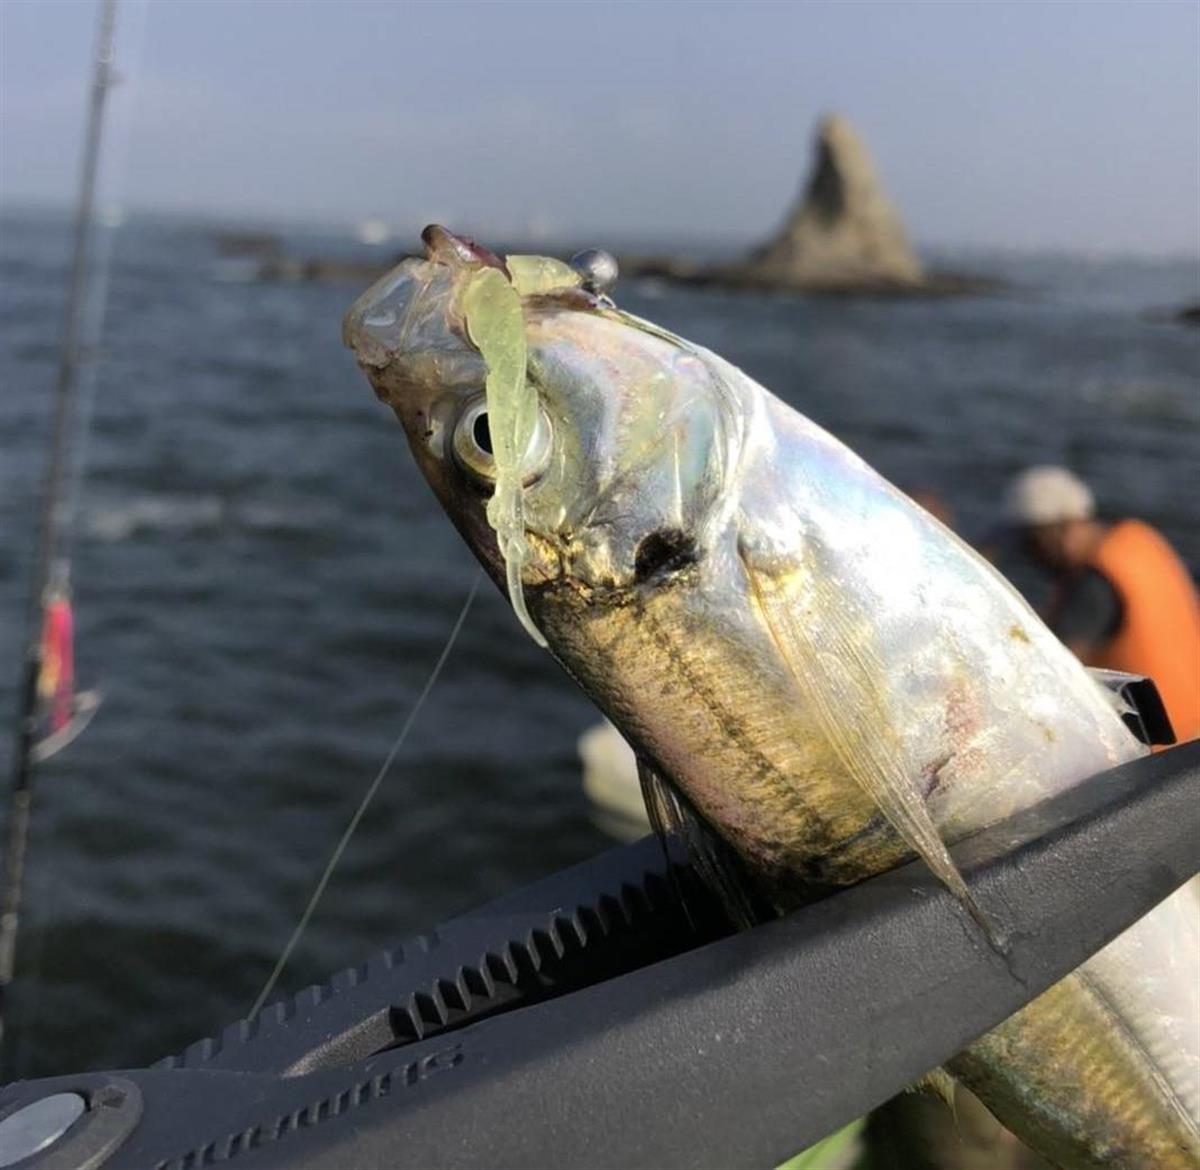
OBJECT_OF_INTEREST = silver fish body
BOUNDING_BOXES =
[344,229,1199,1168]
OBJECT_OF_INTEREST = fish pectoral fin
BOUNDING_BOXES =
[737,541,1000,948]
[1086,667,1176,746]
[636,756,763,930]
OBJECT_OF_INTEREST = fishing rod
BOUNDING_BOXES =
[0,0,120,1076]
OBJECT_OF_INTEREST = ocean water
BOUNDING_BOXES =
[0,210,1197,1079]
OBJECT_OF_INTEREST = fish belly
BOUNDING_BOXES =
[537,572,900,889]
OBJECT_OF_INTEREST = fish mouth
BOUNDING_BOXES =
[342,225,504,374]
[420,224,508,274]
[341,260,426,370]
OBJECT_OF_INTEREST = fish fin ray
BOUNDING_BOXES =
[909,1067,959,1114]
[738,542,999,947]
[636,756,761,929]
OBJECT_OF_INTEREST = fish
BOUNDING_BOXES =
[343,225,1199,1169]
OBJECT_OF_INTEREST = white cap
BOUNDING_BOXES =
[1005,466,1095,526]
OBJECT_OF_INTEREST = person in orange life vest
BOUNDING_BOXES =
[1004,466,1200,742]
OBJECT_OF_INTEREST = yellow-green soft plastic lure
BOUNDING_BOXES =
[456,252,584,646]
[459,266,546,646]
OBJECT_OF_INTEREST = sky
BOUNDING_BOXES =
[1,0,1197,255]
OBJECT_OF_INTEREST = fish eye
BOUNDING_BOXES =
[452,395,552,486]
[472,412,493,455]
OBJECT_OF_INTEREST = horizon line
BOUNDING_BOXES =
[1,194,1198,266]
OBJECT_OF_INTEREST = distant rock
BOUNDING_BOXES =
[748,114,923,288]
[214,231,283,259]
[621,114,999,297]
[1141,302,1200,327]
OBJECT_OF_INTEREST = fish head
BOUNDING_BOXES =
[342,226,506,577]
[343,226,738,602]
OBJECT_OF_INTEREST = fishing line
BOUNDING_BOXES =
[248,573,483,1020]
